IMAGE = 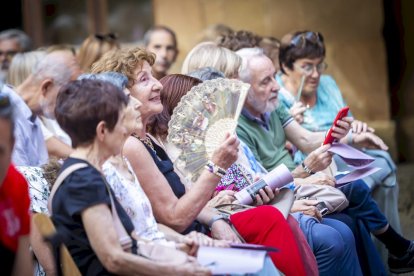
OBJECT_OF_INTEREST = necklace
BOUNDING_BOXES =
[133,134,156,154]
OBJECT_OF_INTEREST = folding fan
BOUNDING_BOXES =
[167,78,250,183]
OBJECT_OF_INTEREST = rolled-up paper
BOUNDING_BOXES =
[235,164,293,205]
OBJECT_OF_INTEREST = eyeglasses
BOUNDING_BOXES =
[294,62,328,76]
[0,50,17,59]
[94,33,118,41]
[290,31,324,48]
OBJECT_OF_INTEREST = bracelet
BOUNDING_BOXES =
[205,160,227,178]
[301,162,315,175]
[208,214,229,229]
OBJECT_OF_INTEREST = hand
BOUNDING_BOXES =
[291,199,322,221]
[254,186,280,206]
[298,172,336,187]
[352,132,388,150]
[210,133,240,170]
[330,116,353,141]
[210,220,242,243]
[207,190,236,208]
[303,144,333,174]
[289,101,307,124]
[178,232,202,256]
[351,120,375,134]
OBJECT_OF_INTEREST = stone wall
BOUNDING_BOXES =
[153,0,398,158]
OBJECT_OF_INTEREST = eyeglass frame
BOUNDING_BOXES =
[294,61,328,76]
[0,50,18,60]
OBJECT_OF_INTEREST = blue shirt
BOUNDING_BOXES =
[276,74,349,164]
[2,85,48,166]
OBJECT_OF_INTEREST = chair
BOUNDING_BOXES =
[33,213,81,276]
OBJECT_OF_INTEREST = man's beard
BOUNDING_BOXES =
[40,98,55,119]
[247,92,278,114]
[264,100,278,113]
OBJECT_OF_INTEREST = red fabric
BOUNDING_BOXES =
[286,215,318,276]
[0,164,31,252]
[230,205,306,276]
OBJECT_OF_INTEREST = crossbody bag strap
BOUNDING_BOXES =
[102,178,133,252]
[48,163,88,214]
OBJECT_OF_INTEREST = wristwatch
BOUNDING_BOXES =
[208,213,229,229]
[301,162,315,175]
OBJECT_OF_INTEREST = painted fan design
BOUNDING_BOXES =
[167,78,250,183]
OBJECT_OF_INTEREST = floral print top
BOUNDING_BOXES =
[102,159,166,242]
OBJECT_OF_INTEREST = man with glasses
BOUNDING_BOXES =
[0,29,32,82]
[0,92,33,275]
[276,30,412,274]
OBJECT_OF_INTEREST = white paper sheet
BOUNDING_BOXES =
[197,246,267,275]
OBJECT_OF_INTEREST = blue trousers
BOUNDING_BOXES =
[337,179,388,275]
[293,213,362,276]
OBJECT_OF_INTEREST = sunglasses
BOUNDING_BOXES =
[94,33,118,41]
[290,31,324,48]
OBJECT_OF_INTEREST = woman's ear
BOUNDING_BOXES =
[96,121,106,142]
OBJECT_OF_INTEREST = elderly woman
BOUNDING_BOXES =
[91,47,311,275]
[51,78,208,275]
[276,30,414,274]
[79,72,224,253]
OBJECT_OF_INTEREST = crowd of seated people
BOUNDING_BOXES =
[0,24,413,276]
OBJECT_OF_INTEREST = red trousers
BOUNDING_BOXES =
[230,206,307,276]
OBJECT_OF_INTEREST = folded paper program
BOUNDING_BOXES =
[234,164,293,205]
[335,167,381,186]
[328,143,381,186]
[328,143,375,168]
[197,246,268,274]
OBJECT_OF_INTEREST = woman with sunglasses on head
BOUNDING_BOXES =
[276,30,413,275]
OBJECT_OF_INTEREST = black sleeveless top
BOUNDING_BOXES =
[141,136,209,234]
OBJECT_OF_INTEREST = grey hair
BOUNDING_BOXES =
[0,29,32,52]
[78,72,128,91]
[236,47,265,82]
[32,51,74,86]
[186,67,225,81]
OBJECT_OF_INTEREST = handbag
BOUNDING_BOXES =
[294,184,349,214]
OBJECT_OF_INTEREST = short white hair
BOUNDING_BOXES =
[236,47,265,82]
[32,51,75,85]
